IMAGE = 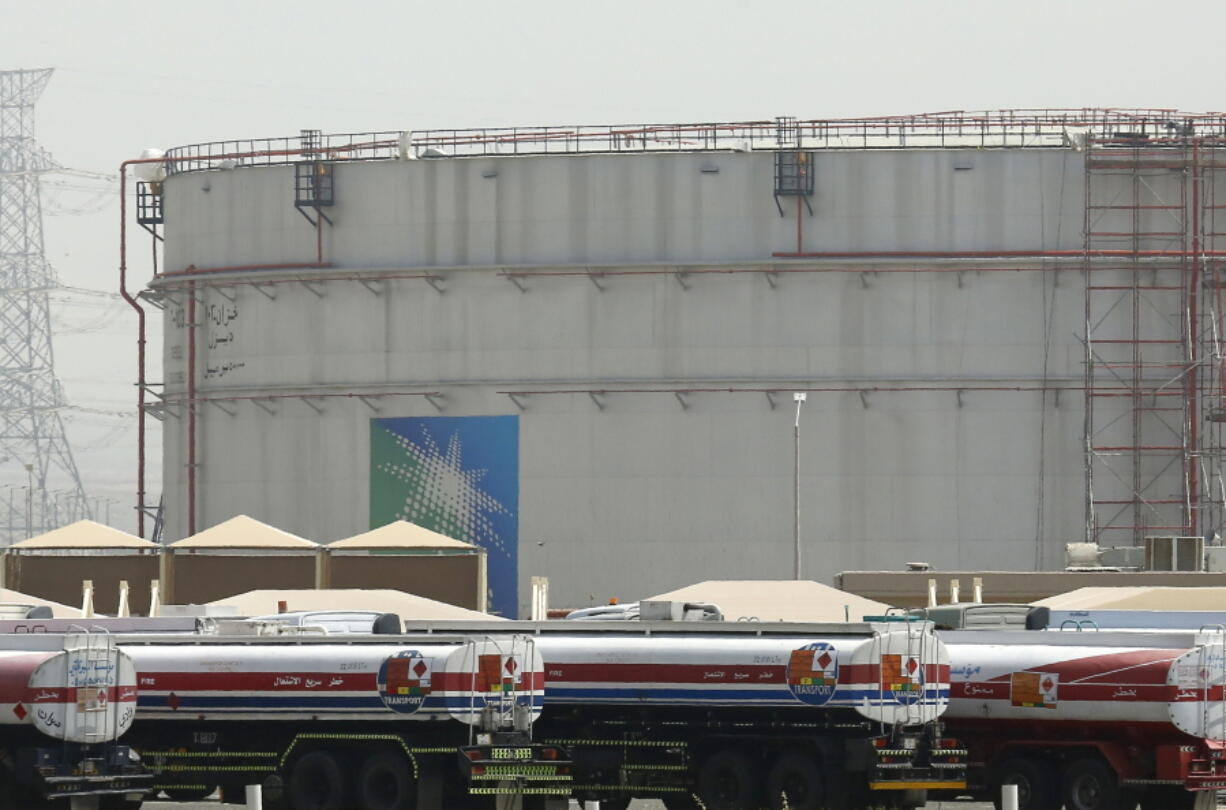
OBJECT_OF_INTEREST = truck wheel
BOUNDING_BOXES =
[698,750,761,810]
[1062,758,1128,810]
[993,757,1057,810]
[358,751,416,810]
[766,752,824,810]
[661,794,701,810]
[288,751,349,810]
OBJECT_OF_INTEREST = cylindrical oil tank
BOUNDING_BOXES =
[147,117,1204,615]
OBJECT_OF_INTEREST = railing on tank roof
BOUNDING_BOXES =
[162,109,1226,175]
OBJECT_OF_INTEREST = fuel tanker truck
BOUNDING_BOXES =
[116,631,568,810]
[400,618,967,810]
[0,633,151,807]
[932,622,1226,810]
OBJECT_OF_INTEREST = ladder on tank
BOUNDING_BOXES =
[63,629,120,744]
[464,634,537,743]
[1196,626,1226,743]
[873,615,931,731]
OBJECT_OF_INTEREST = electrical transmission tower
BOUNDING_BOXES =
[0,68,90,543]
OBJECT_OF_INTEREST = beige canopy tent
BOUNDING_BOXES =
[164,516,319,604]
[0,587,83,618]
[208,588,498,621]
[647,580,894,623]
[4,521,158,615]
[1034,586,1226,611]
[323,521,487,611]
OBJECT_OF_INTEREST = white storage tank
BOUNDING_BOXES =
[140,113,1226,615]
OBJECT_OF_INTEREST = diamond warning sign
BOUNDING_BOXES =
[1010,671,1058,709]
[882,654,924,705]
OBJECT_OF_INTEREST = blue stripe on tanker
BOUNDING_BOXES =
[544,688,950,703]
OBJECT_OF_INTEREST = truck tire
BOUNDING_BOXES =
[358,751,416,810]
[992,757,1058,810]
[288,750,348,810]
[1061,758,1132,810]
[766,752,824,810]
[661,794,701,810]
[698,750,761,810]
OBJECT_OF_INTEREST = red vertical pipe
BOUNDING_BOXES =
[187,281,197,536]
[117,164,147,538]
[795,195,803,253]
[1189,143,1201,537]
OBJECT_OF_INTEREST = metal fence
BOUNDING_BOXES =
[162,109,1226,175]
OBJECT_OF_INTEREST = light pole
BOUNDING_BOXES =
[793,392,806,580]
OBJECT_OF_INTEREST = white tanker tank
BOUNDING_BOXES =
[0,646,139,742]
[122,634,544,725]
[531,623,952,727]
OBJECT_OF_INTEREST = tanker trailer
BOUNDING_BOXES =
[115,631,568,810]
[0,634,151,808]
[403,618,967,810]
[939,628,1226,810]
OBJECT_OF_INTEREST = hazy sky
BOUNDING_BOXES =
[2,0,1224,534]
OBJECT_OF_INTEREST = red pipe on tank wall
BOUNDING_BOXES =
[117,160,151,538]
[1189,144,1201,537]
[186,281,196,537]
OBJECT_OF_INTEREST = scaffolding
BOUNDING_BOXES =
[1084,129,1226,546]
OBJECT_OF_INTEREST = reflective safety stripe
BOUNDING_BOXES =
[469,788,572,796]
[473,766,566,777]
[142,751,278,758]
[541,738,685,748]
[869,781,968,791]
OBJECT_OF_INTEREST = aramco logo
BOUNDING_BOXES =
[786,642,840,706]
[378,650,433,714]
